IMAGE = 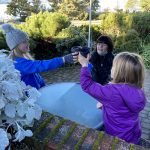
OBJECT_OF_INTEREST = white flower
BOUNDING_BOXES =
[0,50,42,146]
[16,102,28,117]
[14,123,33,142]
[0,98,5,109]
[0,128,9,150]
[14,129,33,142]
[2,81,23,101]
[34,104,42,120]
[27,88,41,99]
[4,104,16,118]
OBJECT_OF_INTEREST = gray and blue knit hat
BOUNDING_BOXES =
[1,23,29,50]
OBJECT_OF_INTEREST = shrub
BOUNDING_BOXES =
[54,26,87,55]
[131,12,150,40]
[115,29,142,53]
[31,39,59,60]
[141,44,150,69]
[0,31,8,50]
[16,12,71,39]
[0,51,42,149]
[101,12,125,36]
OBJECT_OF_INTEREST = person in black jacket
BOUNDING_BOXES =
[89,35,114,85]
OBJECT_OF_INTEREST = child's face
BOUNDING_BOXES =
[97,43,108,56]
[18,40,30,53]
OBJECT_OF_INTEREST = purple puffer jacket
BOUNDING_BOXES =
[80,67,146,144]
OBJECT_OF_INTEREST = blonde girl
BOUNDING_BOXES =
[78,52,146,144]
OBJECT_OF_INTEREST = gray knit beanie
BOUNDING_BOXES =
[1,23,29,50]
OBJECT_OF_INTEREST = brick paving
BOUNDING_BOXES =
[41,65,150,142]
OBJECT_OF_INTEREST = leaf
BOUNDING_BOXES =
[2,81,23,101]
[0,98,5,109]
[4,104,16,118]
[0,128,9,150]
[0,51,42,145]
[16,102,28,117]
[26,108,35,122]
[14,129,32,142]
[34,104,42,120]
[25,98,37,106]
[27,88,41,99]
[24,130,33,137]
[14,129,25,142]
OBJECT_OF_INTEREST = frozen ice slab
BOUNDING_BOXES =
[36,82,103,129]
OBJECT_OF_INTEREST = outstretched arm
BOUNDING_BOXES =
[78,53,112,104]
[14,57,64,74]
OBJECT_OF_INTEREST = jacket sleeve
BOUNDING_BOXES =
[14,57,64,74]
[88,63,93,72]
[80,67,112,104]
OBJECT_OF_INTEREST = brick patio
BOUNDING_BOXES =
[25,112,148,150]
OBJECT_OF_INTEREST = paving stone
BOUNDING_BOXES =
[141,123,150,130]
[141,110,149,115]
[61,125,86,149]
[141,118,150,124]
[141,133,150,139]
[115,140,130,150]
[140,112,148,118]
[98,133,114,150]
[80,129,99,150]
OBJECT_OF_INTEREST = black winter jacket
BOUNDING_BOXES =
[90,51,114,85]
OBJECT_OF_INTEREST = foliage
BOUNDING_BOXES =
[16,12,70,39]
[141,44,150,69]
[130,12,150,39]
[0,31,8,50]
[48,0,99,20]
[30,0,44,14]
[125,0,139,11]
[101,12,125,36]
[100,12,150,43]
[140,0,150,12]
[57,0,88,20]
[115,29,142,53]
[6,0,31,21]
[47,0,62,12]
[54,25,102,54]
[78,24,102,44]
[31,39,59,60]
[84,0,100,12]
[6,0,48,21]
[144,33,150,44]
[0,51,42,149]
[54,26,87,55]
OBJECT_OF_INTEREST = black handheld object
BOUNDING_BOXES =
[71,46,90,58]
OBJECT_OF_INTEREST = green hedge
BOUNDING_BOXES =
[115,29,142,53]
[141,44,150,69]
[16,12,71,39]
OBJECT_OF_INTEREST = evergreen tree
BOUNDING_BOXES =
[6,0,31,21]
[30,0,41,13]
[125,0,139,11]
[48,0,99,20]
[140,0,150,12]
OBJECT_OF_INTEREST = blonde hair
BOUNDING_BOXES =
[111,52,145,88]
[9,46,33,60]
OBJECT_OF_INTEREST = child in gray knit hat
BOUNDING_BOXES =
[2,23,78,89]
